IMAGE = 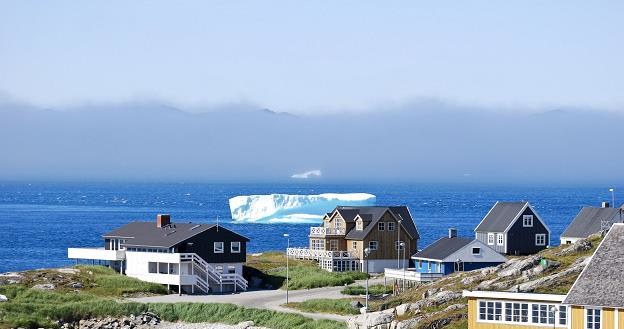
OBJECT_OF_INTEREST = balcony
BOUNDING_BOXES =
[309,226,346,237]
[384,268,444,282]
[287,247,357,260]
[67,247,126,261]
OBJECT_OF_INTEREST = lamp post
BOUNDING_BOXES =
[364,247,370,311]
[400,242,406,291]
[549,305,558,329]
[283,233,290,304]
[610,188,615,207]
[397,218,402,268]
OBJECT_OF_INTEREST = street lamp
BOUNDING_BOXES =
[400,242,406,291]
[610,188,615,207]
[549,305,558,329]
[364,247,370,311]
[283,233,290,304]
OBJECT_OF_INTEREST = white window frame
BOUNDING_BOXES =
[378,222,385,231]
[230,241,241,253]
[476,299,567,327]
[329,240,338,251]
[214,241,224,253]
[368,240,378,251]
[395,240,404,251]
[535,234,547,246]
[352,241,357,250]
[497,233,504,246]
[472,247,481,255]
[585,308,602,329]
[488,233,495,245]
[356,221,363,230]
[387,221,395,231]
[523,215,534,227]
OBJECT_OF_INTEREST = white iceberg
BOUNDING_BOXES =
[228,193,376,223]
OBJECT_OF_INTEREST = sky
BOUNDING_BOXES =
[1,1,623,113]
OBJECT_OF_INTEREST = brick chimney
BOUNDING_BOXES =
[157,214,171,228]
[448,228,457,238]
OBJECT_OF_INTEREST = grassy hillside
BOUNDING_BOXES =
[245,252,367,290]
[0,265,345,329]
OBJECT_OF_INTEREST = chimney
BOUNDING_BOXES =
[157,214,171,228]
[448,228,457,238]
[602,202,610,208]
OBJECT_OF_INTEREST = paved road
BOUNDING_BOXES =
[130,277,388,322]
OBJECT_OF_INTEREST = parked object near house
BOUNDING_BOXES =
[475,201,550,255]
[399,228,506,282]
[560,202,623,244]
[464,223,624,329]
[287,206,419,273]
[68,214,249,294]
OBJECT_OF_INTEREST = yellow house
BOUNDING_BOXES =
[464,223,624,329]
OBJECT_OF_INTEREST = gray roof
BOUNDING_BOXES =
[474,201,528,232]
[561,207,622,239]
[340,206,420,240]
[564,224,624,308]
[412,236,473,260]
[103,222,248,248]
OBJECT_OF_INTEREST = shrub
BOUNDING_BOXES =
[285,299,361,315]
[341,284,392,296]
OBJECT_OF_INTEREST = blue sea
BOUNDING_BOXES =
[0,182,619,273]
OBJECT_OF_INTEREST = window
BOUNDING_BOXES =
[311,239,324,250]
[227,265,236,274]
[387,222,395,231]
[418,260,422,269]
[329,240,338,251]
[368,241,378,251]
[586,308,601,329]
[215,265,223,273]
[535,234,547,246]
[497,234,504,245]
[395,240,404,250]
[523,215,534,227]
[505,303,529,323]
[378,222,385,231]
[352,241,357,250]
[427,262,432,271]
[230,241,241,253]
[532,304,554,324]
[488,233,495,245]
[214,242,224,253]
[481,302,503,321]
[356,221,363,230]
[472,247,481,255]
[559,306,567,326]
[148,262,157,274]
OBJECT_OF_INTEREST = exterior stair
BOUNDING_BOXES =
[180,253,248,294]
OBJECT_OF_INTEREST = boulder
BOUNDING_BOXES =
[395,304,410,317]
[498,256,541,278]
[422,288,440,299]
[32,283,55,290]
[429,290,462,305]
[70,282,84,289]
[0,294,7,302]
[443,304,466,312]
[348,311,395,329]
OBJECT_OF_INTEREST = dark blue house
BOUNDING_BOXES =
[411,229,507,276]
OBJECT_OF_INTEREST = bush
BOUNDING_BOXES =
[285,299,361,315]
[267,266,368,290]
[341,284,392,296]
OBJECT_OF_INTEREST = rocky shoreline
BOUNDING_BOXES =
[50,313,269,329]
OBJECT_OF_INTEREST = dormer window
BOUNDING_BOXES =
[356,221,363,230]
[523,215,534,227]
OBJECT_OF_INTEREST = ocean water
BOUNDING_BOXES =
[0,182,619,273]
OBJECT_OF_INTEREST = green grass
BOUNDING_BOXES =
[285,299,361,316]
[0,285,345,329]
[341,284,392,296]
[244,252,367,290]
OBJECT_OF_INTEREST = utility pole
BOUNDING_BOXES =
[283,233,290,304]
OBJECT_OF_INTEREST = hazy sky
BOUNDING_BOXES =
[1,1,623,113]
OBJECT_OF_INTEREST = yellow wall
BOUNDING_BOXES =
[468,298,567,329]
[570,306,620,329]
[570,306,584,329]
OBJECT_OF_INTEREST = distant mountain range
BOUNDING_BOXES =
[0,100,622,183]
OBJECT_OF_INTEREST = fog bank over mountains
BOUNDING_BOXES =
[1,100,622,183]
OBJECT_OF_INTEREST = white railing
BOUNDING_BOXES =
[309,227,346,236]
[384,268,444,282]
[68,247,126,261]
[287,247,357,261]
[180,253,248,292]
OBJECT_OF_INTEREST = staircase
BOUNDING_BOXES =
[180,253,248,294]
